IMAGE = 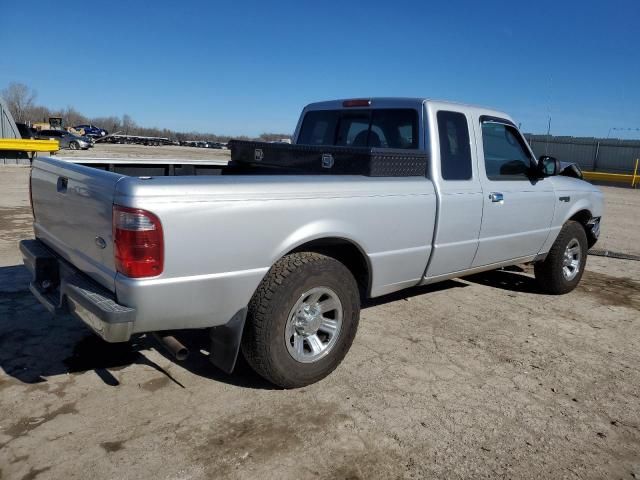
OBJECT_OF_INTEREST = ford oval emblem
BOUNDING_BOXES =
[95,236,107,249]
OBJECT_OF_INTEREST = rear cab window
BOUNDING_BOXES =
[297,109,418,149]
[437,111,472,180]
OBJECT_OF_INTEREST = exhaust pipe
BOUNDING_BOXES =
[152,333,189,361]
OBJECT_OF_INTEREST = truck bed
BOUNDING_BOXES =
[70,158,352,177]
[29,156,437,334]
[69,157,230,177]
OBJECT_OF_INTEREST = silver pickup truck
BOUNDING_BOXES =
[20,98,603,388]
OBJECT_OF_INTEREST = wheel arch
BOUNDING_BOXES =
[569,208,592,226]
[285,237,372,300]
[569,208,596,248]
[209,234,371,375]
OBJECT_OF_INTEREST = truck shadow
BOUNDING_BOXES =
[464,266,545,294]
[0,264,541,391]
[362,279,469,308]
[0,264,274,390]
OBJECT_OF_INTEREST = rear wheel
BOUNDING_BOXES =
[241,252,360,388]
[534,221,588,294]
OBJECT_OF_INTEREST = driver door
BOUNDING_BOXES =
[472,118,556,267]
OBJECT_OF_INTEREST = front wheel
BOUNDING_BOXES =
[534,221,588,294]
[68,141,79,150]
[241,252,360,388]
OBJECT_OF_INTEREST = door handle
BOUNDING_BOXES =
[489,192,503,202]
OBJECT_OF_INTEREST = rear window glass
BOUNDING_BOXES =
[297,110,339,146]
[336,113,370,146]
[298,109,418,149]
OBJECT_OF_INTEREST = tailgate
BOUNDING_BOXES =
[30,157,123,291]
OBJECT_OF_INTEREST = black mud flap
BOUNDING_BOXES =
[209,308,247,374]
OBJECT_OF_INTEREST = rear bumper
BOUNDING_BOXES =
[20,239,135,342]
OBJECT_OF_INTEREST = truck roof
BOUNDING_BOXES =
[304,97,512,122]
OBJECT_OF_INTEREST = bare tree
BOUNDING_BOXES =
[1,82,37,123]
[92,116,121,134]
[2,81,268,140]
[60,106,88,127]
[259,132,291,142]
[27,105,51,123]
[121,114,136,134]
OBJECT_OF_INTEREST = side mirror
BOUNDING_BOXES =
[537,155,560,177]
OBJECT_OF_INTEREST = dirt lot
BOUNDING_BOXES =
[0,163,638,480]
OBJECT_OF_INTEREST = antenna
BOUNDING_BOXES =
[545,75,553,155]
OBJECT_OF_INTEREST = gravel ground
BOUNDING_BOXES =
[594,186,640,256]
[0,164,638,480]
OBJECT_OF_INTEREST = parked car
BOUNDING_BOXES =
[79,135,95,148]
[74,124,108,138]
[20,98,603,388]
[35,129,91,150]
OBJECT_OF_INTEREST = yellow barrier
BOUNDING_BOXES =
[583,159,639,188]
[0,138,59,152]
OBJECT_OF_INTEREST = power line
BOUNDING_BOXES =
[606,127,640,139]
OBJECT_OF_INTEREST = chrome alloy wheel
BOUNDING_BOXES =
[562,238,582,281]
[285,287,343,363]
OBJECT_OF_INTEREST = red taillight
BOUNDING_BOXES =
[343,99,371,107]
[113,205,164,278]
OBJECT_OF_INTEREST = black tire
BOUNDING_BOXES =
[69,141,79,150]
[241,252,360,388]
[534,221,588,294]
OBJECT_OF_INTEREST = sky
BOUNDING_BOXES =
[2,0,639,138]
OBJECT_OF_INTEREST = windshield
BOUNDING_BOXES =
[297,109,419,149]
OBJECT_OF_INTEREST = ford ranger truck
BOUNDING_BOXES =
[20,98,603,388]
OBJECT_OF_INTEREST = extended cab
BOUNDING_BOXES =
[20,98,603,387]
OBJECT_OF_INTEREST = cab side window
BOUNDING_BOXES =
[437,111,472,180]
[481,122,533,181]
